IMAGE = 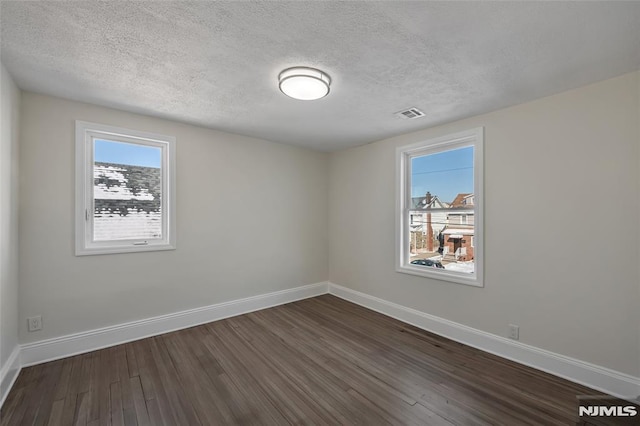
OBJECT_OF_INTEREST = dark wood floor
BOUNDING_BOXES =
[0,295,610,425]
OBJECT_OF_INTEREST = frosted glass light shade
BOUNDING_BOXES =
[278,67,331,100]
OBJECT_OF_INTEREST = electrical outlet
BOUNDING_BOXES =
[508,324,519,340]
[27,315,42,332]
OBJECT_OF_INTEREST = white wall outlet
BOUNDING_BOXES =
[27,315,42,332]
[508,324,519,340]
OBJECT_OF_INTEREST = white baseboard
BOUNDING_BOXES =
[20,281,328,367]
[328,282,640,400]
[0,345,21,408]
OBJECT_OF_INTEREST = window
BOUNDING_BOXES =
[75,121,176,255]
[396,128,483,286]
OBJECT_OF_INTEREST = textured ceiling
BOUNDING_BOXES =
[1,1,639,151]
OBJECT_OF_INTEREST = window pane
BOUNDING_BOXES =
[93,139,162,241]
[409,146,475,274]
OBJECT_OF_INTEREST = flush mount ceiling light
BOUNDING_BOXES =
[278,67,331,100]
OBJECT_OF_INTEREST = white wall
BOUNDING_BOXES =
[0,63,21,396]
[329,71,640,377]
[18,93,329,343]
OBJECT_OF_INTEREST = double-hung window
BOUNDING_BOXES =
[396,128,483,286]
[75,121,176,255]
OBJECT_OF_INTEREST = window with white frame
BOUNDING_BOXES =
[396,128,483,287]
[75,121,176,255]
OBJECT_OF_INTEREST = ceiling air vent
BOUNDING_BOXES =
[395,107,425,119]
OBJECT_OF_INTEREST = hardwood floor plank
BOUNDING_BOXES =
[147,337,202,425]
[204,321,321,424]
[52,358,73,402]
[30,360,65,426]
[224,315,358,423]
[45,399,64,426]
[73,391,91,426]
[129,376,150,426]
[130,339,177,425]
[59,355,85,425]
[104,347,119,385]
[232,313,398,423]
[162,329,234,424]
[0,386,26,426]
[113,346,134,417]
[1,295,617,425]
[195,323,290,424]
[14,365,46,426]
[125,345,139,379]
[108,382,124,426]
[121,407,136,426]
[87,350,111,425]
[143,398,163,426]
[129,341,156,401]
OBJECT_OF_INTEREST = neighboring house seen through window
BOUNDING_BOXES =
[396,128,483,287]
[75,121,176,255]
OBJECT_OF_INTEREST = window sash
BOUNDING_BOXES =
[87,135,167,244]
[396,127,483,287]
[75,121,176,256]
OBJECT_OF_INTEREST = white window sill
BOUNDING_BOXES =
[396,264,483,287]
[76,242,176,256]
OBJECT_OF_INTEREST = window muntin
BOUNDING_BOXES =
[76,121,176,255]
[396,128,483,287]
